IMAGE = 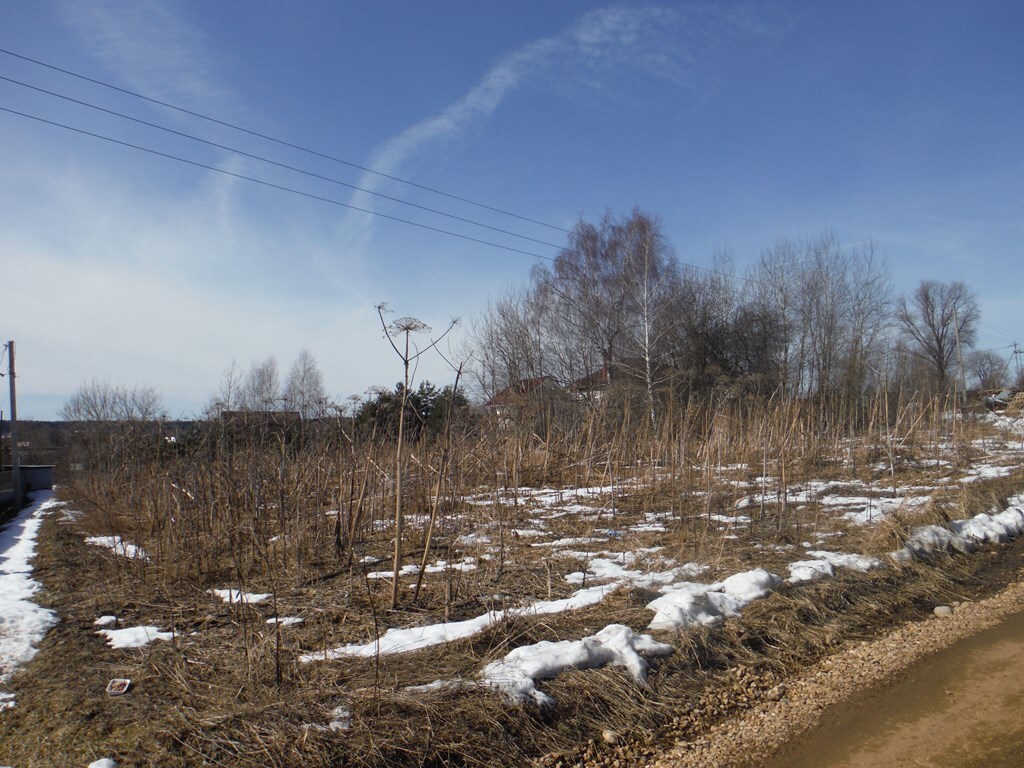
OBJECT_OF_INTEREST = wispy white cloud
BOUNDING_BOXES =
[56,0,242,118]
[336,3,789,253]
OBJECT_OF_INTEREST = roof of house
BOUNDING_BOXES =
[484,376,560,408]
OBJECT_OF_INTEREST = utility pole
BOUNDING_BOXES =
[7,341,21,511]
[952,305,967,405]
[1014,342,1022,386]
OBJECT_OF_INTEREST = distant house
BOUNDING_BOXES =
[569,358,675,405]
[482,376,568,427]
[218,409,303,441]
[485,376,560,412]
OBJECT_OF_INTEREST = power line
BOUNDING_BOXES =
[0,46,572,235]
[0,49,765,286]
[0,101,753,283]
[0,105,557,261]
[0,74,568,252]
[974,343,1015,353]
[978,319,1018,340]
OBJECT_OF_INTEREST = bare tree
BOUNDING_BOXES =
[752,234,891,399]
[205,361,244,416]
[59,380,165,471]
[534,212,634,378]
[241,356,281,411]
[526,209,681,398]
[465,288,549,401]
[60,380,164,421]
[284,349,327,419]
[896,280,979,393]
[617,210,678,423]
[966,349,1008,390]
[840,240,892,400]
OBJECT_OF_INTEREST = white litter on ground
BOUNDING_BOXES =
[0,492,60,709]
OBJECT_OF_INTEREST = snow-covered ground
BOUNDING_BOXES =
[0,492,60,710]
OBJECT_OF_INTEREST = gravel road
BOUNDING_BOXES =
[648,571,1024,768]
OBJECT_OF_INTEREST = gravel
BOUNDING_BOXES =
[647,574,1024,768]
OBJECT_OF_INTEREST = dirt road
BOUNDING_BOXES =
[652,570,1024,768]
[767,609,1024,768]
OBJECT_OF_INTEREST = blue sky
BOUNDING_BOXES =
[2,1,1022,419]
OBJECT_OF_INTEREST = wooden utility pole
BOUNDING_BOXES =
[7,341,21,511]
[953,306,967,405]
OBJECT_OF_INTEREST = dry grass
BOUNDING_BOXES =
[2,397,1023,767]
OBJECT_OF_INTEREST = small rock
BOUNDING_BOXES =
[933,605,954,618]
[766,683,787,701]
[602,729,622,745]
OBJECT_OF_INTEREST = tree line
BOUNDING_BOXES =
[465,208,1003,420]
[59,208,1016,434]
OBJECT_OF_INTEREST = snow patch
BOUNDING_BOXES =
[98,626,175,648]
[787,559,835,584]
[0,493,60,709]
[479,624,673,706]
[647,569,782,630]
[209,588,271,604]
[85,535,149,561]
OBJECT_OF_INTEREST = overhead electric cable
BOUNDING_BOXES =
[0,46,572,234]
[0,53,755,283]
[0,103,745,282]
[0,74,566,251]
[979,320,1018,340]
[0,105,556,261]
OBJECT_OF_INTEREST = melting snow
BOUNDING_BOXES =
[85,535,149,560]
[787,560,835,583]
[209,588,271,604]
[479,624,673,706]
[806,550,885,571]
[98,625,175,648]
[647,569,782,631]
[328,705,352,731]
[0,493,60,709]
[891,502,1024,562]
